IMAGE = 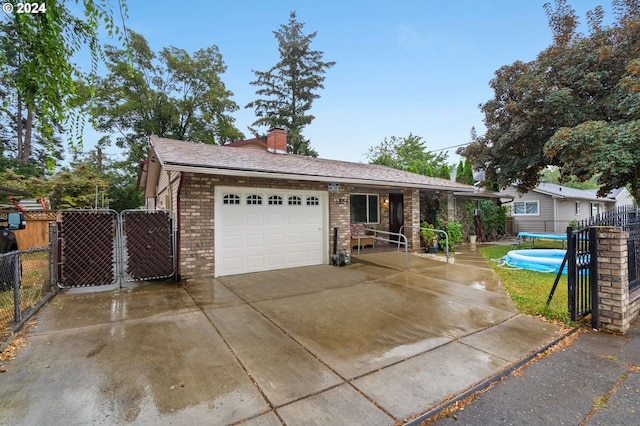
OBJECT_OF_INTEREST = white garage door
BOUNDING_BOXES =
[214,186,328,276]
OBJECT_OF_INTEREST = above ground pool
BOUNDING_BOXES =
[503,249,568,274]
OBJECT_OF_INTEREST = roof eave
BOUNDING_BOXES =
[161,162,475,193]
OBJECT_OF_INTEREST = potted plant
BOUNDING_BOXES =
[420,221,438,252]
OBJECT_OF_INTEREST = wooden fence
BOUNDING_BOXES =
[0,211,56,249]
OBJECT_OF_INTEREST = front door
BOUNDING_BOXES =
[389,193,404,240]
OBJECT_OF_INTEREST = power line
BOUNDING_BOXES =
[428,142,471,153]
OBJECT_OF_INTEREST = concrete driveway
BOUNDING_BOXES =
[0,251,564,425]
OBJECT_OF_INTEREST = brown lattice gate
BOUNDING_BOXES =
[56,209,174,288]
[121,210,174,282]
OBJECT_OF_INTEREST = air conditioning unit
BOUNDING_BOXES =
[474,209,481,216]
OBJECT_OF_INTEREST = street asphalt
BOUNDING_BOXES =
[428,316,640,425]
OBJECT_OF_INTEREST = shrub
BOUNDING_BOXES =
[444,219,463,246]
[420,221,436,246]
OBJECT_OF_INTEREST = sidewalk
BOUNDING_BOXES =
[430,315,640,425]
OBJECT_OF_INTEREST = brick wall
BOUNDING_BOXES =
[596,226,640,333]
[405,189,421,250]
[329,184,350,259]
[179,174,216,280]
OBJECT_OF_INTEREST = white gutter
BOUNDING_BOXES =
[160,162,476,193]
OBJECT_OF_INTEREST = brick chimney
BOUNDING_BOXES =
[267,128,287,154]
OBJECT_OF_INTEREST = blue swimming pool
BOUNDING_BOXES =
[503,249,568,274]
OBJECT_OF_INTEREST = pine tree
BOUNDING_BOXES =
[246,12,335,156]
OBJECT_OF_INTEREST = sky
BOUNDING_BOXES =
[77,0,615,165]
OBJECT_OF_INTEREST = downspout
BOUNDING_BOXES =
[175,172,184,282]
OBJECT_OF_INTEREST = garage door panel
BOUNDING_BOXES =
[246,214,264,226]
[222,236,242,249]
[244,234,265,249]
[287,232,304,244]
[216,187,326,277]
[267,213,285,225]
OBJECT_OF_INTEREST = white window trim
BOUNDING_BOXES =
[350,193,380,224]
[512,200,540,216]
[575,201,580,215]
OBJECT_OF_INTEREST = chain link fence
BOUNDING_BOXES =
[0,247,54,341]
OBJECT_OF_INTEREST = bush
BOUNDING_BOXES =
[420,221,436,246]
[444,220,463,246]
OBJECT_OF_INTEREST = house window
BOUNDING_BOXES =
[268,195,283,205]
[513,200,539,215]
[223,194,240,205]
[575,201,580,215]
[350,194,379,223]
[288,196,302,206]
[247,195,262,205]
[306,196,319,206]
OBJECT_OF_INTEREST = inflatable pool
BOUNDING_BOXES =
[503,249,568,274]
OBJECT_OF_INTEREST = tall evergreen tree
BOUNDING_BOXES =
[455,161,464,183]
[246,12,335,156]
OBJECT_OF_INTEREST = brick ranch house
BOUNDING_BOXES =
[138,128,477,280]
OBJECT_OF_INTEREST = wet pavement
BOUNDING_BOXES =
[0,247,566,425]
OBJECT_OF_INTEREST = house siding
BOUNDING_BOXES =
[615,189,635,208]
[503,187,555,233]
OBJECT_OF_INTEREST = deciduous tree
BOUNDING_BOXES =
[365,134,451,179]
[0,0,128,165]
[89,30,243,165]
[459,0,640,202]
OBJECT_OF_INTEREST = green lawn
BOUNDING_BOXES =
[479,241,572,324]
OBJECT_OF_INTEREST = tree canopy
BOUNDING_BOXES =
[365,134,451,179]
[89,30,243,165]
[246,12,335,156]
[0,0,128,164]
[459,0,640,202]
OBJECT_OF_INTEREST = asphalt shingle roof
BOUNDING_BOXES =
[149,136,476,192]
[534,182,609,201]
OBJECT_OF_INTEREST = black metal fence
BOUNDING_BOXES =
[580,205,640,294]
[565,227,598,327]
[0,247,54,340]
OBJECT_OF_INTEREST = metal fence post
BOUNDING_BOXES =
[567,226,576,321]
[12,253,21,322]
[589,227,598,330]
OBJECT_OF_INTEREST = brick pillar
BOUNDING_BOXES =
[404,189,421,250]
[328,184,350,260]
[596,226,632,333]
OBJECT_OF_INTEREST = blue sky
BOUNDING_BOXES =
[80,0,614,165]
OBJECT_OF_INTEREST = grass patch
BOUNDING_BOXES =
[479,242,572,324]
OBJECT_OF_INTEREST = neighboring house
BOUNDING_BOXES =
[587,187,636,209]
[501,182,623,233]
[138,128,477,280]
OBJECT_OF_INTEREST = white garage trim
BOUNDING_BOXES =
[214,186,328,277]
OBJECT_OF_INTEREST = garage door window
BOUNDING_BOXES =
[288,196,302,205]
[247,195,262,205]
[223,194,240,205]
[306,196,319,206]
[350,194,379,223]
[268,195,283,205]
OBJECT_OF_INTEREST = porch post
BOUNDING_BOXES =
[405,189,420,250]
